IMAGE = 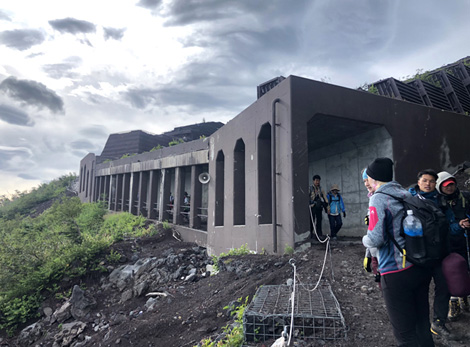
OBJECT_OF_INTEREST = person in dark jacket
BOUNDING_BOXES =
[436,171,470,320]
[409,169,452,339]
[363,158,434,347]
[309,175,328,239]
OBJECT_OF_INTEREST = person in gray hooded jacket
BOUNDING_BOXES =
[362,157,434,347]
[436,171,470,320]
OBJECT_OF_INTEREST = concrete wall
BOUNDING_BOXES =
[79,74,470,257]
[289,75,470,248]
[206,80,293,256]
[308,127,392,236]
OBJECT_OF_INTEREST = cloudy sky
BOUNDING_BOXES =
[0,0,469,196]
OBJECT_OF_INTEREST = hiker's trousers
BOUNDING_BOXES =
[381,266,434,347]
[430,264,450,323]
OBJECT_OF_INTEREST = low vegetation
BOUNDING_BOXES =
[211,244,253,272]
[0,177,155,335]
[198,297,248,347]
[0,174,76,220]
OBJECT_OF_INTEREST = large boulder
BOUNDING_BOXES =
[17,321,43,346]
[70,285,96,320]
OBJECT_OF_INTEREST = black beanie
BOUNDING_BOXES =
[366,157,394,182]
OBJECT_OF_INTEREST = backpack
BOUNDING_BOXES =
[442,252,470,296]
[376,192,449,267]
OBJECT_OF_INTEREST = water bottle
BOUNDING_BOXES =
[403,210,425,259]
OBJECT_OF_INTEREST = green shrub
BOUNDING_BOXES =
[99,212,147,241]
[197,297,248,347]
[162,220,171,230]
[0,294,42,336]
[0,173,77,220]
[106,250,122,263]
[168,138,184,146]
[0,177,153,334]
[120,153,136,159]
[150,144,164,151]
[284,244,294,255]
[212,244,253,272]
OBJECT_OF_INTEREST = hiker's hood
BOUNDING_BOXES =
[436,171,456,194]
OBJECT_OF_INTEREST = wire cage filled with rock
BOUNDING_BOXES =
[243,284,346,343]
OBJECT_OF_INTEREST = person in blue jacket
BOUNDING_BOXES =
[363,158,434,347]
[326,184,345,240]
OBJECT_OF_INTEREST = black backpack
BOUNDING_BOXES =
[377,192,449,267]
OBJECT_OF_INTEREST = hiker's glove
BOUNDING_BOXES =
[343,211,346,218]
[363,257,372,272]
[364,215,369,225]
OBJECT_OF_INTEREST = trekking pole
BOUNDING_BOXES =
[466,215,470,269]
[465,230,470,269]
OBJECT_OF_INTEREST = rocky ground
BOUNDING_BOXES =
[1,226,470,347]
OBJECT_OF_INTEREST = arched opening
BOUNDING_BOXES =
[233,139,245,225]
[215,150,225,226]
[257,123,272,224]
[80,166,84,192]
[307,114,392,236]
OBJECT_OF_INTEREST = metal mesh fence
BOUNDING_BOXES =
[243,284,346,343]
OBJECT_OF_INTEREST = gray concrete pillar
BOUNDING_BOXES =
[190,165,203,229]
[159,169,172,222]
[104,176,110,203]
[174,167,184,224]
[122,173,130,212]
[99,176,105,201]
[95,176,100,202]
[108,175,114,210]
[147,170,158,219]
[130,172,140,215]
[115,174,123,211]
[137,171,149,217]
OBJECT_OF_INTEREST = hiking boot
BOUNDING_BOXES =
[448,299,462,321]
[430,319,452,338]
[459,296,470,312]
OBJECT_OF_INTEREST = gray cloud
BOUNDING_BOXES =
[42,57,82,79]
[43,63,78,79]
[0,104,34,126]
[0,29,45,50]
[79,125,108,138]
[70,139,95,151]
[48,17,96,35]
[0,147,33,171]
[0,10,11,21]
[124,83,240,112]
[161,0,305,26]
[18,173,38,180]
[103,27,126,40]
[136,0,163,10]
[0,77,64,113]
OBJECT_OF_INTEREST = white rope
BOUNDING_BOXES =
[287,258,296,346]
[309,205,330,243]
[302,205,334,291]
[283,207,336,345]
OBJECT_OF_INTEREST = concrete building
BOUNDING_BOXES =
[79,67,470,255]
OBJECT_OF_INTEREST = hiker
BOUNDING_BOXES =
[361,168,380,286]
[327,184,345,240]
[362,158,434,347]
[436,171,470,320]
[309,175,329,239]
[409,169,452,338]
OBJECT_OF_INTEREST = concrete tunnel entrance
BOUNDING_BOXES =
[307,114,393,237]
